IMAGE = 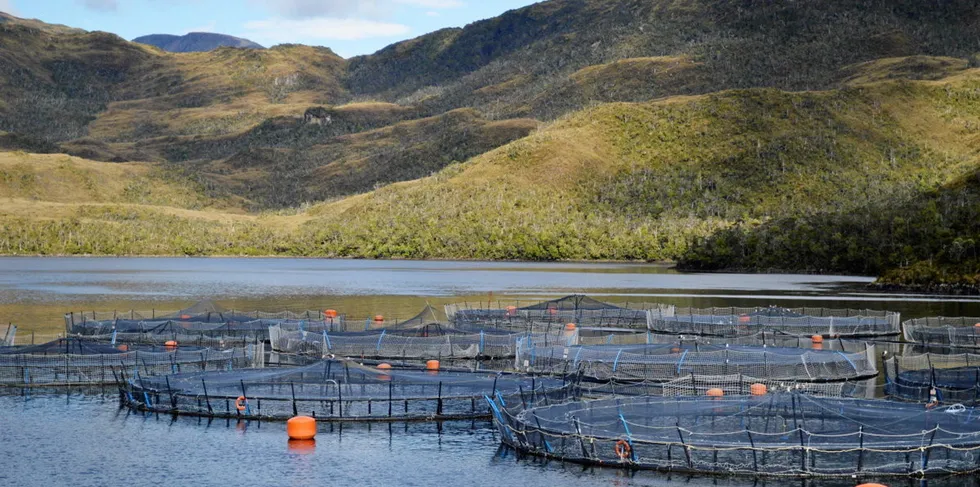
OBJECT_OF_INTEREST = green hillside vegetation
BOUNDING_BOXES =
[1,2,980,292]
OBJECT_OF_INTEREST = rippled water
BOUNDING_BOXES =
[2,258,980,486]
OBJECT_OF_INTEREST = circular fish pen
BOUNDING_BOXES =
[647,306,900,338]
[67,300,348,345]
[903,317,980,350]
[0,338,260,387]
[515,342,878,382]
[885,352,980,404]
[446,295,667,331]
[121,360,574,422]
[488,393,980,478]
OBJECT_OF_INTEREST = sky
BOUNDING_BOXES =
[1,0,539,58]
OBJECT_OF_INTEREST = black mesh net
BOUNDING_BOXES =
[515,341,878,382]
[489,392,980,477]
[122,360,574,421]
[647,307,900,338]
[885,352,980,405]
[903,317,980,348]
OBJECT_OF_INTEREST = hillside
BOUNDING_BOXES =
[133,33,264,52]
[1,2,980,291]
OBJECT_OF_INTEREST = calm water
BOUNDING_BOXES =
[2,258,980,486]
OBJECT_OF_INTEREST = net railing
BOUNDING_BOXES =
[578,331,872,352]
[66,309,344,323]
[647,307,900,338]
[0,345,262,387]
[446,297,673,330]
[488,393,980,477]
[515,342,878,382]
[70,318,348,342]
[269,326,578,360]
[903,317,980,347]
[122,360,575,421]
[885,352,980,405]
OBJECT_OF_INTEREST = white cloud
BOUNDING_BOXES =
[395,0,464,8]
[80,0,118,12]
[243,17,410,43]
[251,0,384,19]
[0,0,15,15]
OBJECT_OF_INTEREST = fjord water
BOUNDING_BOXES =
[2,257,980,487]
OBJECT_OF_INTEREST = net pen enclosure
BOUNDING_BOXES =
[488,393,980,478]
[514,341,878,382]
[0,338,263,387]
[120,360,575,422]
[903,317,980,349]
[66,300,349,344]
[446,295,670,330]
[885,352,980,405]
[270,325,578,362]
[646,306,900,339]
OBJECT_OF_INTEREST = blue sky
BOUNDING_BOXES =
[0,0,539,58]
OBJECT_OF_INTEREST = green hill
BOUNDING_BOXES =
[1,2,979,292]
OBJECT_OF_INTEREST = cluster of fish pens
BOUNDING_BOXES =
[5,295,980,481]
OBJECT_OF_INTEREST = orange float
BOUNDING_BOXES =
[377,363,392,370]
[287,416,317,440]
[706,388,725,397]
[117,344,129,352]
[324,309,338,319]
[564,323,577,331]
[165,340,178,350]
[426,360,440,371]
[811,335,824,344]
[750,383,768,396]
[235,396,247,412]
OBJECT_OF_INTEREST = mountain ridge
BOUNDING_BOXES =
[133,32,264,52]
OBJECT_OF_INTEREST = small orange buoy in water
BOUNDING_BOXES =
[855,484,889,487]
[179,314,191,320]
[738,315,751,323]
[117,344,129,352]
[564,323,577,331]
[811,335,824,344]
[287,416,316,440]
[165,340,178,350]
[426,360,440,371]
[373,315,384,324]
[706,388,724,397]
[324,309,338,319]
[377,363,392,370]
[235,396,247,412]
[750,383,768,396]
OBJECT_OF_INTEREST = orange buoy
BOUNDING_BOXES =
[565,323,577,331]
[670,347,682,354]
[117,344,129,352]
[287,416,316,440]
[235,396,247,412]
[377,363,392,370]
[974,323,980,328]
[855,484,889,487]
[288,438,316,454]
[426,360,440,371]
[750,383,768,396]
[373,315,384,323]
[706,388,725,397]
[324,309,338,319]
[811,335,824,344]
[505,306,517,316]
[179,314,191,320]
[165,340,178,350]
[738,315,751,323]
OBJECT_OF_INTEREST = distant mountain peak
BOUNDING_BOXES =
[133,32,264,52]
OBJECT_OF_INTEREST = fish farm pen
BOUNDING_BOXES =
[121,360,575,422]
[576,373,874,399]
[270,325,576,362]
[446,295,669,331]
[0,338,262,387]
[903,317,980,349]
[65,300,349,344]
[646,306,901,338]
[514,342,878,382]
[577,330,873,351]
[488,393,980,477]
[885,352,980,405]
